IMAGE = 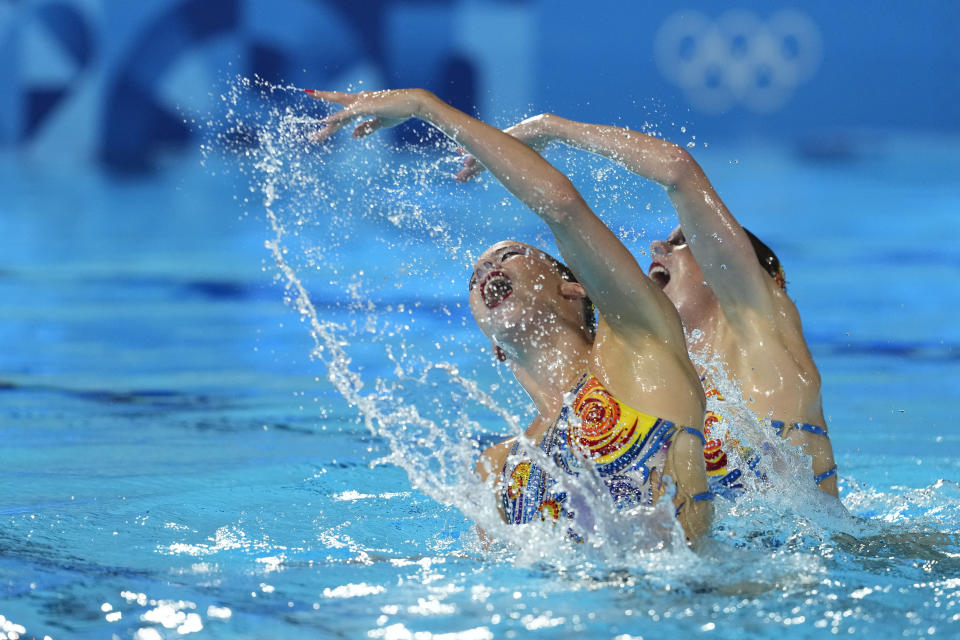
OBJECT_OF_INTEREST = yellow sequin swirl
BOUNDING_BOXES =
[569,376,661,465]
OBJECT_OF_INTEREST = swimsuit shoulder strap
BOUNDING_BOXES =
[770,420,786,437]
[794,422,829,437]
[666,424,714,518]
[674,492,714,517]
[770,420,829,438]
[680,426,706,446]
[813,464,837,485]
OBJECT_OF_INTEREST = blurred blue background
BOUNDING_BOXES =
[3,4,960,638]
[2,0,958,171]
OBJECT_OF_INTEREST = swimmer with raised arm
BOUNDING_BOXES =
[459,114,838,497]
[306,88,713,540]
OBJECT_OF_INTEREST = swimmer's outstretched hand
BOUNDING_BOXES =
[304,88,428,143]
[457,114,555,181]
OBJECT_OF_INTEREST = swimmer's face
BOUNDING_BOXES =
[467,241,574,344]
[649,226,708,306]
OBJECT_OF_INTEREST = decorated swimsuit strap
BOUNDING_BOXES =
[665,425,714,519]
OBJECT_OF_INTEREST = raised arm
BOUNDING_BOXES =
[307,89,682,342]
[460,114,777,323]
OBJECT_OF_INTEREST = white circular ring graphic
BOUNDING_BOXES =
[653,9,823,114]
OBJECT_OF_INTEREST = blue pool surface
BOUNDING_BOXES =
[2,107,960,640]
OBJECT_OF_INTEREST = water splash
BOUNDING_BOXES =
[203,77,960,588]
[206,77,540,552]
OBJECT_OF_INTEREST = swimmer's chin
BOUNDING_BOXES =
[475,303,523,334]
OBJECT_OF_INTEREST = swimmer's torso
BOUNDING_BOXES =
[690,289,838,496]
[691,290,824,426]
[498,374,703,525]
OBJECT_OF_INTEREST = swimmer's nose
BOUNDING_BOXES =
[470,261,498,291]
[474,260,495,278]
[650,240,669,256]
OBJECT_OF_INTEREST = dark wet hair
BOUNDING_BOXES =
[545,255,598,340]
[743,228,786,290]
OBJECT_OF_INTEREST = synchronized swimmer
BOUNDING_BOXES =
[306,87,839,544]
[458,113,838,499]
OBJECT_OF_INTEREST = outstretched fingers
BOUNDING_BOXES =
[309,115,351,144]
[353,118,382,138]
[353,116,406,138]
[304,90,413,142]
[304,89,352,105]
[304,89,356,143]
[455,156,485,182]
[307,104,359,143]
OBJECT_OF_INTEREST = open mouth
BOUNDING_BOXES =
[480,271,513,308]
[649,261,670,288]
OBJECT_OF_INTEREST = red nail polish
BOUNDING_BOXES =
[304,89,316,95]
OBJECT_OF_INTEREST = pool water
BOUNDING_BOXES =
[2,87,960,639]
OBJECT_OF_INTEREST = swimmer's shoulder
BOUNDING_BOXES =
[475,437,515,483]
[723,279,807,348]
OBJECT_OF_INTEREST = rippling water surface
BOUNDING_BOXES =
[2,83,959,639]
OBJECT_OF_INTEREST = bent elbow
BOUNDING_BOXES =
[539,178,586,225]
[553,177,586,218]
[553,179,584,210]
[662,146,700,191]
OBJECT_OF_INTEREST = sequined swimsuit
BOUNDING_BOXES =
[701,386,760,500]
[500,374,711,525]
[702,384,836,496]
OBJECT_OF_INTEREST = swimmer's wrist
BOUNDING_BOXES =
[413,89,441,120]
[517,113,555,138]
[538,112,558,132]
[538,113,567,142]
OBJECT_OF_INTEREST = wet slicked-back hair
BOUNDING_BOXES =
[743,228,786,290]
[542,253,598,340]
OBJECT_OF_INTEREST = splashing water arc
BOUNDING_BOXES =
[209,78,698,564]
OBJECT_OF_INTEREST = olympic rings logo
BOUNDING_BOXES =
[654,9,823,113]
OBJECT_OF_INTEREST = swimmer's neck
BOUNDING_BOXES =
[503,332,593,419]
